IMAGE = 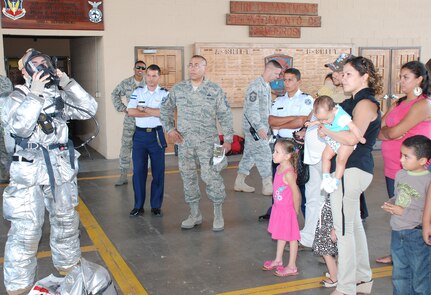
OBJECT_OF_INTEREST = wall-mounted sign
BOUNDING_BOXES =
[1,0,104,30]
[227,1,320,38]
[230,1,318,15]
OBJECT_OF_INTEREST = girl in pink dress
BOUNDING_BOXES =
[262,139,301,277]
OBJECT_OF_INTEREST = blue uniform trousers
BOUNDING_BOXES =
[132,128,165,210]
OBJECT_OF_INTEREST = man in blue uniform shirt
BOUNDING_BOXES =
[127,64,168,217]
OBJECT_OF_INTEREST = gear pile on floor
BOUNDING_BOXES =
[28,258,117,295]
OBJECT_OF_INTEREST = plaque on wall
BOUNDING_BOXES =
[1,0,104,30]
[195,43,351,107]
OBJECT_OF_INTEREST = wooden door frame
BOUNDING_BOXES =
[134,46,185,80]
[359,46,421,111]
[359,46,421,94]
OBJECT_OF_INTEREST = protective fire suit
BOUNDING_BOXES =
[1,79,98,293]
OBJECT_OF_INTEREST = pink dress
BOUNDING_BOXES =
[268,167,300,241]
[381,96,431,179]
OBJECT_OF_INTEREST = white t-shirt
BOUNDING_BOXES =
[303,114,326,165]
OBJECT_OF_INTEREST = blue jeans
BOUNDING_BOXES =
[391,228,431,295]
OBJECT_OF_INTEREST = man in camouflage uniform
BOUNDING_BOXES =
[111,60,146,186]
[234,60,282,195]
[160,55,233,231]
[0,75,13,183]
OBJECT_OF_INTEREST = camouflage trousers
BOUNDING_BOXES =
[178,140,226,205]
[238,131,272,178]
[119,116,136,173]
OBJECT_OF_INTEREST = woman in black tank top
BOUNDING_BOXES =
[320,56,382,295]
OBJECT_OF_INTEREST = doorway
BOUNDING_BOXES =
[359,47,420,113]
[3,36,103,156]
[135,47,184,154]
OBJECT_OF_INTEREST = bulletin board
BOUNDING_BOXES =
[195,43,352,107]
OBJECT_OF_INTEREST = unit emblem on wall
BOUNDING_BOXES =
[88,1,102,23]
[264,54,293,97]
[2,0,26,20]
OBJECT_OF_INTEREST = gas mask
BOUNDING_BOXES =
[23,50,59,88]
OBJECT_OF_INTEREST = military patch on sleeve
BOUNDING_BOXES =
[305,98,312,105]
[161,96,168,105]
[249,91,257,102]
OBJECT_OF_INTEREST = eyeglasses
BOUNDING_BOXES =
[135,66,146,70]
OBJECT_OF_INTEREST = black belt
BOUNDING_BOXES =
[136,126,162,132]
[414,224,423,230]
[12,155,33,163]
[48,143,69,150]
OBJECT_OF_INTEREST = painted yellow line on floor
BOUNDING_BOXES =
[77,197,148,295]
[0,164,241,184]
[217,266,392,295]
[0,245,97,264]
[76,165,239,181]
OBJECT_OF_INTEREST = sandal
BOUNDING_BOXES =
[321,278,337,288]
[376,255,392,264]
[262,260,282,271]
[274,266,299,277]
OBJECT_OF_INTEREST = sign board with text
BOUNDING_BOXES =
[1,0,104,30]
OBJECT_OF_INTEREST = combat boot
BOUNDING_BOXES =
[181,203,202,229]
[234,173,255,192]
[262,176,273,196]
[115,172,128,186]
[213,203,224,231]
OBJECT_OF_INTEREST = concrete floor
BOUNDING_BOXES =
[0,149,395,294]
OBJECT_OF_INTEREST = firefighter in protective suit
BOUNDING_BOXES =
[1,49,98,295]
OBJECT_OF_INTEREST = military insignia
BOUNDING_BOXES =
[249,91,257,102]
[2,0,26,20]
[161,96,168,104]
[305,98,312,105]
[88,1,102,23]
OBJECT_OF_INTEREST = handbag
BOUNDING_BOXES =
[293,126,309,186]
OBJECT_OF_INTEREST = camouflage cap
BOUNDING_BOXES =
[325,53,354,72]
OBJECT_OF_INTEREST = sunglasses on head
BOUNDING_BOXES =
[135,66,146,70]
